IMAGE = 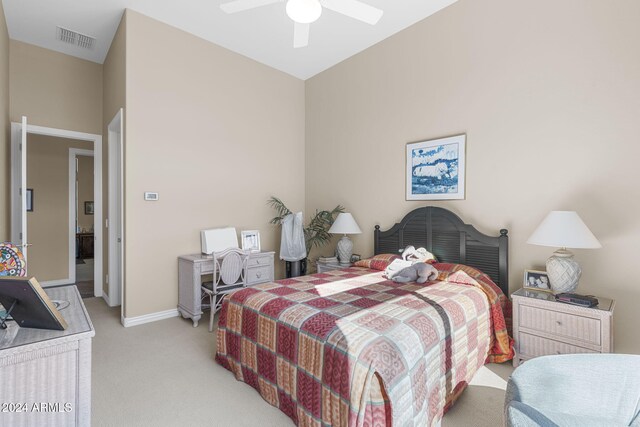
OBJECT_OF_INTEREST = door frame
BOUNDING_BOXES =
[69,148,95,287]
[10,123,103,296]
[107,108,124,310]
[9,119,27,255]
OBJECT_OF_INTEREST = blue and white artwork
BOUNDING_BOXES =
[406,135,466,200]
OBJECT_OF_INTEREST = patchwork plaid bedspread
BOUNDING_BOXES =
[216,263,513,426]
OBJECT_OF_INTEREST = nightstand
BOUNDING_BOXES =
[512,288,615,367]
[316,261,352,273]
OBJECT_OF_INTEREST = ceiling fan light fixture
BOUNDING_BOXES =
[286,0,322,24]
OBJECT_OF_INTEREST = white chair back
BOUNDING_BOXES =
[220,251,244,285]
[213,248,249,290]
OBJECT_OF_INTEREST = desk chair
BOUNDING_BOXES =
[202,248,250,332]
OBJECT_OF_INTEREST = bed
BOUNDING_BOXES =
[216,206,514,426]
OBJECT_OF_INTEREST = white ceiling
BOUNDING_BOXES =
[2,0,457,80]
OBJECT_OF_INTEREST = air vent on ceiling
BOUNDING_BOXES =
[56,26,95,50]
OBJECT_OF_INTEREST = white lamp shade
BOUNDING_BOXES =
[527,211,601,249]
[286,0,322,24]
[328,213,362,235]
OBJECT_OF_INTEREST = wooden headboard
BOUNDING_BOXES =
[374,206,509,295]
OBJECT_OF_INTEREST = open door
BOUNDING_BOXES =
[10,116,28,260]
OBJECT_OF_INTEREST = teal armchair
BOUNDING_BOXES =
[505,354,640,426]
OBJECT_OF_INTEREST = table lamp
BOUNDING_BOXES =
[527,211,601,293]
[328,213,362,266]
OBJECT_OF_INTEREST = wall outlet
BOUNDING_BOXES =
[144,192,159,201]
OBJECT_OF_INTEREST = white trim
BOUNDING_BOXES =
[69,148,94,286]
[102,290,113,307]
[25,124,98,142]
[10,122,22,245]
[107,108,124,311]
[11,122,103,298]
[40,279,73,287]
[10,118,28,258]
[122,309,180,328]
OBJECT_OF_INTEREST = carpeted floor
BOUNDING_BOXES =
[76,258,95,298]
[86,298,513,427]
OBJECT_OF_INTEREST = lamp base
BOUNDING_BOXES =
[546,248,581,293]
[336,235,353,266]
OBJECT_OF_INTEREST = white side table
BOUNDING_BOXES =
[511,288,614,367]
[316,261,352,273]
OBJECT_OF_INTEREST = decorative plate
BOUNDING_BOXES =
[0,242,27,277]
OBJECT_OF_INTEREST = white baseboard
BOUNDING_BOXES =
[102,291,113,307]
[41,279,73,287]
[122,309,179,327]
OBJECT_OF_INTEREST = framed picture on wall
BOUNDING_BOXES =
[26,189,34,212]
[406,134,466,200]
[523,269,552,292]
[84,201,94,215]
[241,230,261,253]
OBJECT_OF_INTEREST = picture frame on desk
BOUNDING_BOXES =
[241,230,261,253]
[523,269,552,292]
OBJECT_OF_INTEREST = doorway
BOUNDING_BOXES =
[72,149,95,298]
[11,119,103,297]
[107,108,124,311]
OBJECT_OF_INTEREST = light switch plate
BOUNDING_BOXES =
[144,192,159,201]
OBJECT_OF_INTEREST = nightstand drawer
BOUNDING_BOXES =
[519,332,597,358]
[246,265,272,285]
[519,304,601,346]
[248,254,272,268]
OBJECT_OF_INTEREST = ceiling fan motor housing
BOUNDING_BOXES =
[286,0,322,24]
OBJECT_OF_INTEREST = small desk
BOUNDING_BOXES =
[0,286,94,427]
[177,251,274,327]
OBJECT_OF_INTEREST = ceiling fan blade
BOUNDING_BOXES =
[293,22,310,48]
[320,0,383,25]
[220,0,283,14]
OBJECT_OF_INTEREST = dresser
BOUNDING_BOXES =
[512,288,614,367]
[0,286,94,427]
[75,232,94,259]
[178,251,274,327]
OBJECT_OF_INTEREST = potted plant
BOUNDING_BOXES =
[268,196,344,276]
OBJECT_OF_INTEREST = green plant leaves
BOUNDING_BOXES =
[268,196,344,255]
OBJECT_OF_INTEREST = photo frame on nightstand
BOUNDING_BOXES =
[523,269,552,292]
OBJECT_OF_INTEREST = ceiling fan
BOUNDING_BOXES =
[220,0,384,48]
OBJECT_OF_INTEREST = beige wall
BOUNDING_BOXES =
[10,41,103,135]
[26,134,92,281]
[77,155,94,230]
[124,11,305,317]
[10,39,104,286]
[102,13,126,296]
[0,3,9,240]
[306,0,640,353]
